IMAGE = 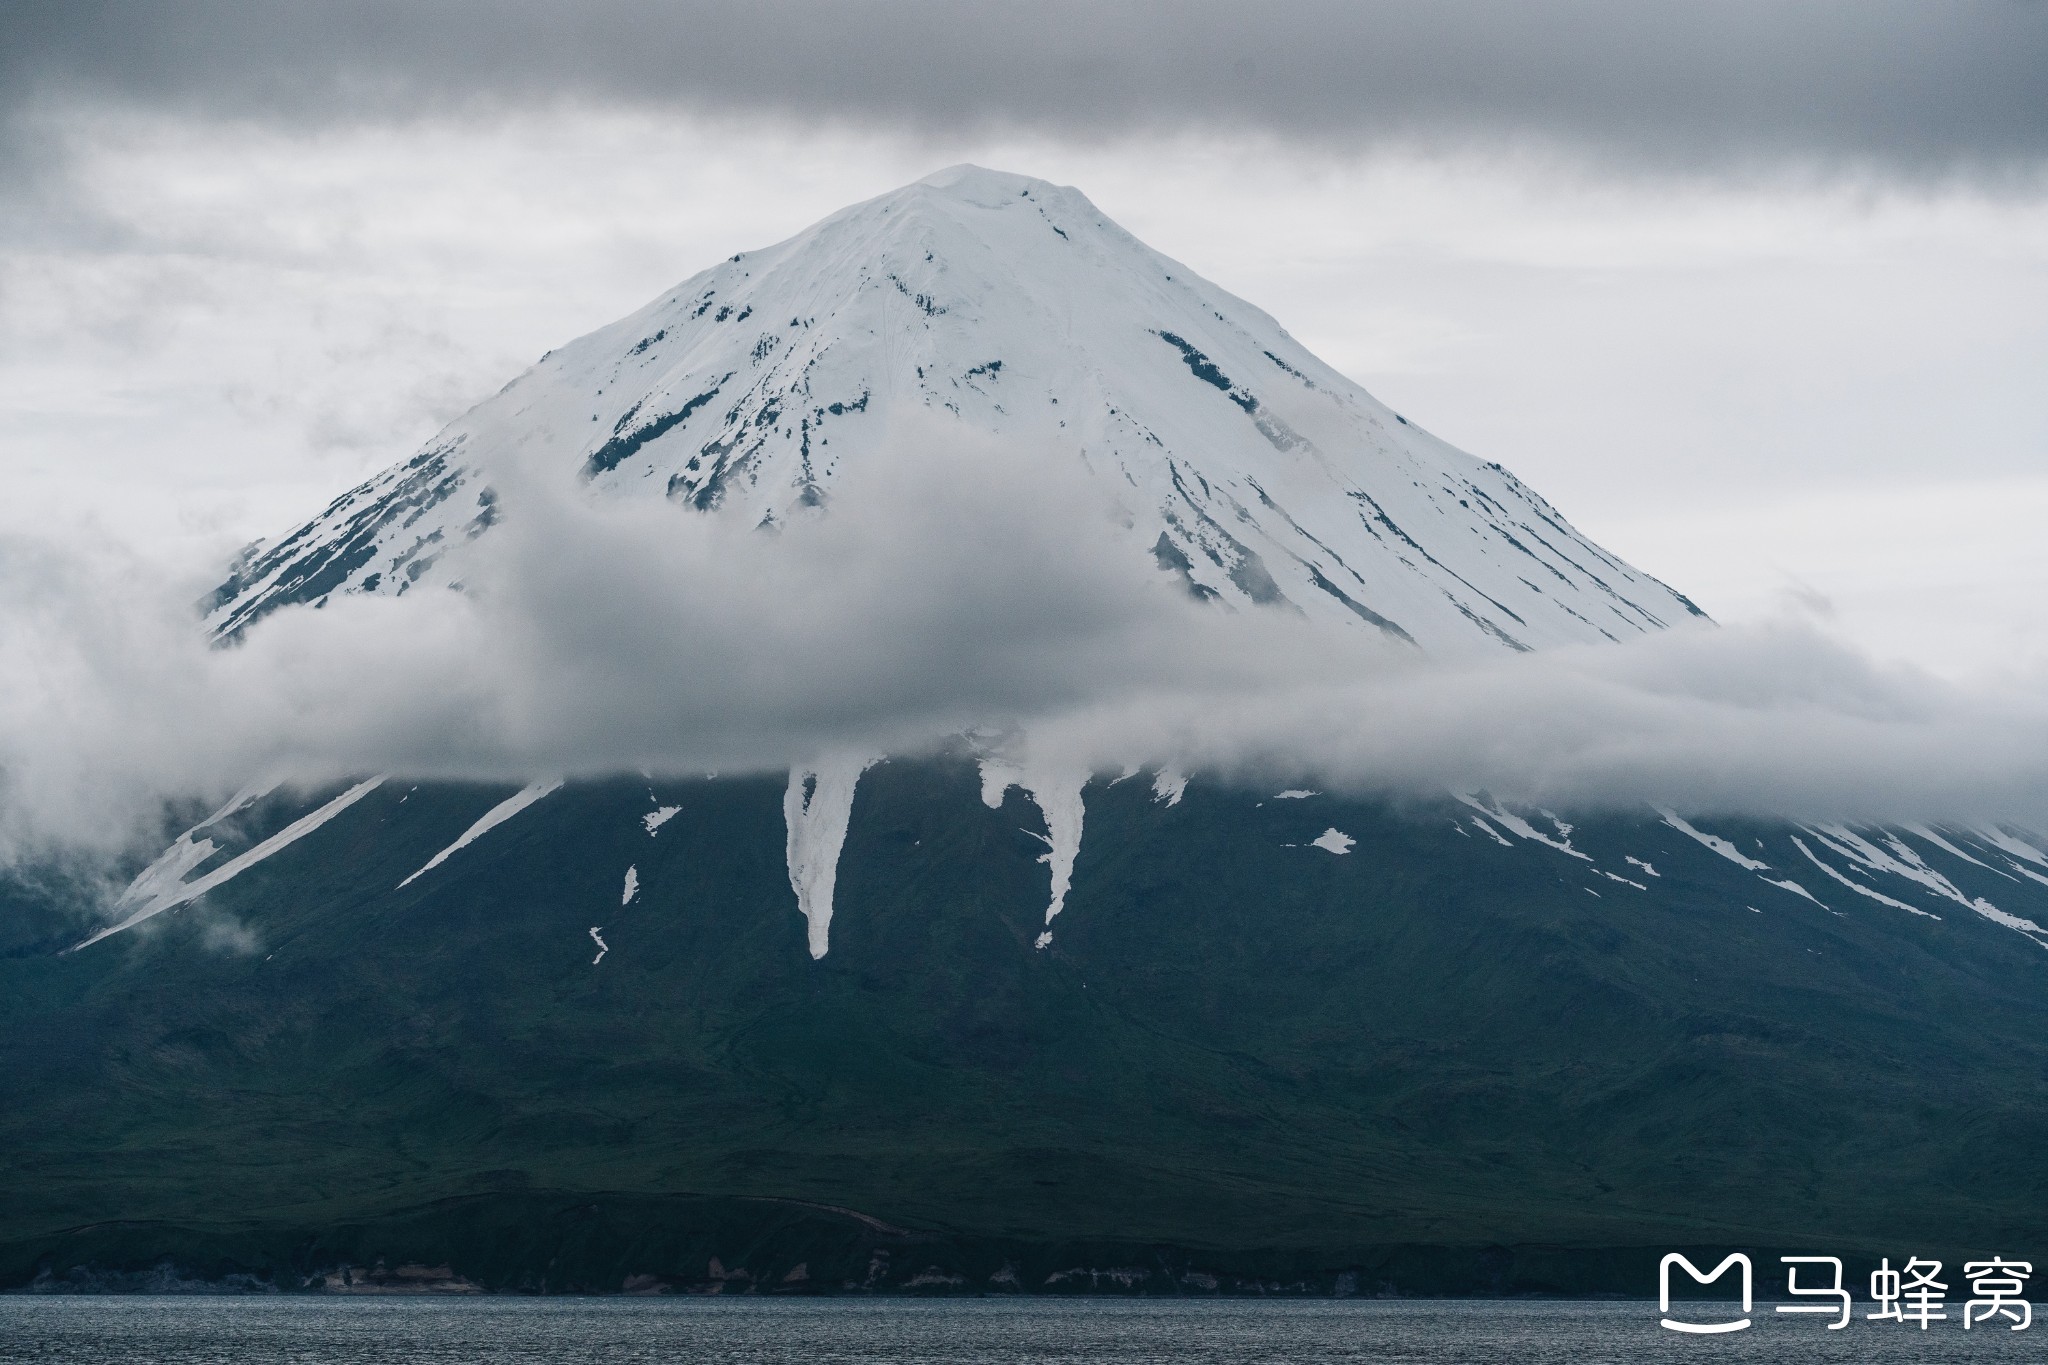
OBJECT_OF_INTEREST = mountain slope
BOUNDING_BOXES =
[6,767,2048,1293]
[205,165,1701,654]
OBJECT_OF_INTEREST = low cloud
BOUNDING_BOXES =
[195,909,261,956]
[0,430,1289,857]
[2,425,2045,872]
[1020,624,2048,828]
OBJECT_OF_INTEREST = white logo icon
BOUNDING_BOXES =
[1660,1253,1753,1334]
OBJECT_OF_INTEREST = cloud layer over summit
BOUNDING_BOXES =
[3,434,2047,863]
[5,1,2045,179]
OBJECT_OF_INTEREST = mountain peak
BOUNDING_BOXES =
[206,170,1704,651]
[912,162,1059,196]
[891,164,1102,220]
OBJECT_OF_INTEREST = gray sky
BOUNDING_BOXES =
[6,1,2046,175]
[0,0,2044,678]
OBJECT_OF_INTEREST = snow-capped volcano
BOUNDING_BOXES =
[206,165,1703,653]
[31,170,2048,1310]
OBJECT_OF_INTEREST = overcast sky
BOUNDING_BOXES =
[2,1,2045,678]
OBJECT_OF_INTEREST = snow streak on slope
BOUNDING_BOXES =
[1658,809,1770,871]
[1310,828,1355,854]
[205,166,1703,657]
[980,756,1088,940]
[1466,816,1512,846]
[1457,793,1588,859]
[1794,835,1939,918]
[1805,824,1980,908]
[1903,824,2000,873]
[1803,823,2048,948]
[1760,877,1827,907]
[784,755,876,958]
[77,777,385,950]
[1654,808,1837,905]
[1971,826,2048,887]
[398,780,562,888]
[104,780,280,925]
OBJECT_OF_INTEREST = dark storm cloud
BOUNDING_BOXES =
[2,0,2045,179]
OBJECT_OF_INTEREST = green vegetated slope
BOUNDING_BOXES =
[2,759,2046,1292]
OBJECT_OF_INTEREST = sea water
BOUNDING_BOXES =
[0,1295,2036,1363]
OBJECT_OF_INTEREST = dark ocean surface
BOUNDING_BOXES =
[0,1296,2038,1364]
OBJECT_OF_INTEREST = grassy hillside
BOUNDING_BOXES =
[3,760,2045,1292]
